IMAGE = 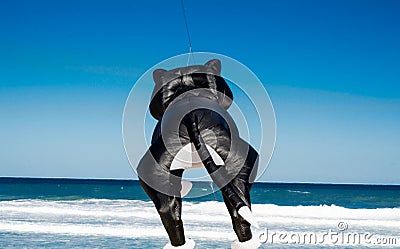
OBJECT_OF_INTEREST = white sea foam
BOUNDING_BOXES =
[287,190,311,194]
[0,199,399,246]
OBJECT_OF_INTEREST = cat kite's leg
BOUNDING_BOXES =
[138,140,194,248]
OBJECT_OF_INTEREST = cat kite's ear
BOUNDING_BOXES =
[153,69,167,85]
[205,59,221,75]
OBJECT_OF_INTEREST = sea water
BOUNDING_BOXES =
[0,178,399,248]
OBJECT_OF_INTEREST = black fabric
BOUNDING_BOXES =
[137,60,259,246]
[149,60,233,120]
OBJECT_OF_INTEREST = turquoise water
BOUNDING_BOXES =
[1,177,399,208]
[0,178,399,248]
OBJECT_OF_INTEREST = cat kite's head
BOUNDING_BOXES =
[149,59,233,120]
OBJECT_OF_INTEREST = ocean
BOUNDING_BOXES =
[0,178,399,248]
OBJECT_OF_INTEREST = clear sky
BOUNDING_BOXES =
[1,0,399,184]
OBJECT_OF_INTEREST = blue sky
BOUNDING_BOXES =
[1,0,399,184]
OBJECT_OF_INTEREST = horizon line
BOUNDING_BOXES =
[0,176,399,187]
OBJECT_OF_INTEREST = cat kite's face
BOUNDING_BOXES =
[149,59,233,120]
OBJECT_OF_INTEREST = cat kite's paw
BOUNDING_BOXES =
[163,238,195,249]
[231,236,261,249]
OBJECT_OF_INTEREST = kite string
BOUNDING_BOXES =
[181,0,194,65]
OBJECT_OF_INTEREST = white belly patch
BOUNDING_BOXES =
[170,143,225,170]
